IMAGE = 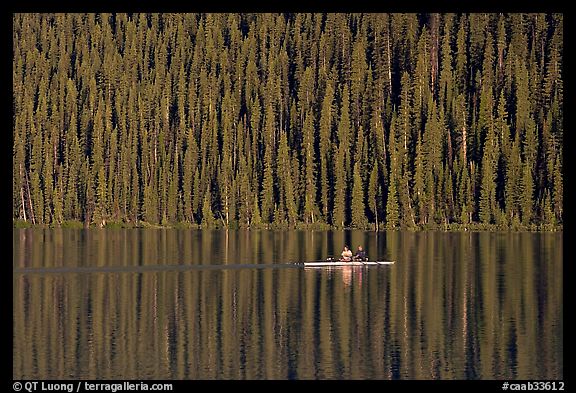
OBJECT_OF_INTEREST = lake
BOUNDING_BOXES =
[13,229,563,380]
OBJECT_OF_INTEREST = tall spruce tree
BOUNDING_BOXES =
[351,161,367,228]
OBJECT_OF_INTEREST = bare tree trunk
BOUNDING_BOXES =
[19,164,27,222]
[20,187,27,222]
[25,169,35,225]
[225,192,229,227]
[387,34,392,96]
[406,181,416,227]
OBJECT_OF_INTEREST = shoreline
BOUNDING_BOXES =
[13,219,563,232]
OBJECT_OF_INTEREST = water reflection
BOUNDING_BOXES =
[339,266,364,287]
[13,229,562,380]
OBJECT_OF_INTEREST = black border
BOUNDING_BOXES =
[9,3,571,392]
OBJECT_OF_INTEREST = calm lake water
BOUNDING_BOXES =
[13,229,562,380]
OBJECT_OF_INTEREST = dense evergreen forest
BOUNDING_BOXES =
[13,13,563,230]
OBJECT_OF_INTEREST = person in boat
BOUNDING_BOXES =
[340,246,353,262]
[353,245,367,261]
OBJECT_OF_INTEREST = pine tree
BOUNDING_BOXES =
[515,55,530,137]
[421,99,442,225]
[458,163,472,225]
[505,134,522,222]
[443,162,455,224]
[398,72,412,157]
[333,144,346,228]
[338,85,352,179]
[350,36,367,130]
[351,161,367,228]
[551,154,563,223]
[496,15,507,90]
[201,190,215,228]
[520,159,534,226]
[386,112,402,229]
[479,86,498,225]
[251,193,262,228]
[302,110,317,224]
[542,190,556,227]
[386,171,399,229]
[439,14,454,111]
[183,129,198,223]
[319,78,334,220]
[167,151,179,223]
[277,130,298,226]
[455,15,468,94]
[367,159,380,230]
[260,103,276,224]
[479,145,497,225]
[413,133,425,224]
[53,171,63,225]
[28,121,43,224]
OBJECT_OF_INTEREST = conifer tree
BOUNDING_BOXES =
[552,154,562,223]
[367,159,380,230]
[505,134,522,222]
[386,172,399,229]
[277,130,298,226]
[302,110,317,224]
[319,79,335,220]
[338,85,352,179]
[333,144,346,228]
[351,161,367,228]
[520,159,534,226]
[201,191,215,228]
[479,86,498,224]
[260,103,276,224]
[413,134,425,224]
[542,190,556,227]
[251,193,262,228]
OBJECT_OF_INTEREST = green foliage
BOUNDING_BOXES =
[201,191,216,228]
[277,130,298,226]
[479,86,499,225]
[12,13,562,231]
[319,79,335,220]
[386,174,399,230]
[520,160,534,226]
[333,144,346,228]
[302,110,317,224]
[351,161,367,228]
[367,159,380,229]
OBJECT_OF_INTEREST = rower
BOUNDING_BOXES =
[340,246,353,262]
[353,245,367,261]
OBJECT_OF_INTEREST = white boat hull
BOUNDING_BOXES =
[302,261,395,267]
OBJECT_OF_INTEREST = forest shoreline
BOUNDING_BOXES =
[14,14,563,231]
[13,219,563,232]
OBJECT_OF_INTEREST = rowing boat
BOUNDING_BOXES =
[13,260,395,274]
[299,260,395,267]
